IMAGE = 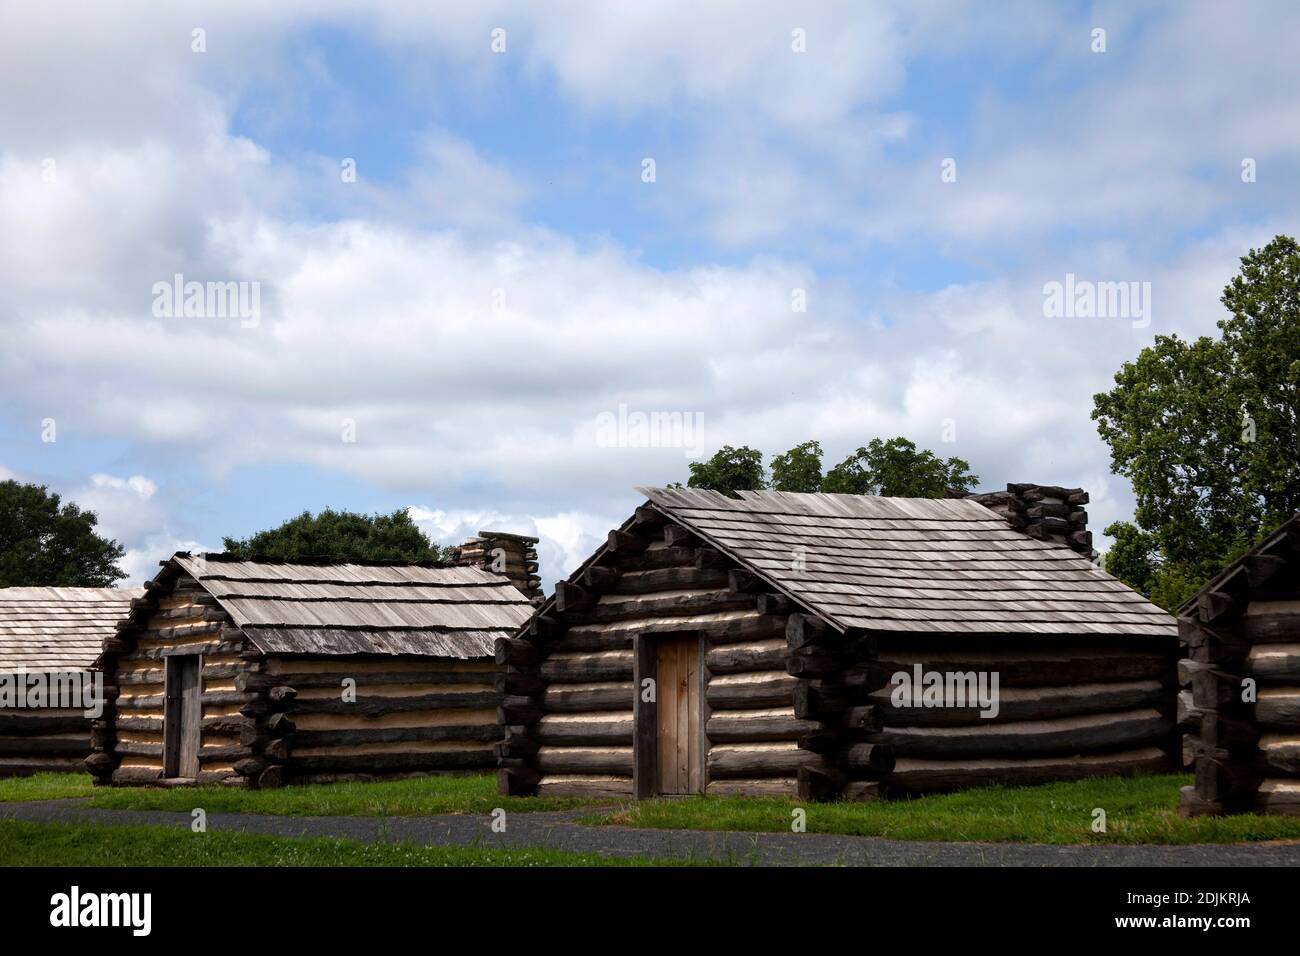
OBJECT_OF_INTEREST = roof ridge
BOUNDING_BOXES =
[173,551,458,569]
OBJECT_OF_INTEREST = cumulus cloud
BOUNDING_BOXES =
[408,505,615,587]
[63,473,211,585]
[1,1,1296,583]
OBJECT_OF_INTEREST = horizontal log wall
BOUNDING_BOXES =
[1179,536,1300,817]
[852,634,1178,794]
[0,694,91,776]
[270,654,500,780]
[500,513,822,799]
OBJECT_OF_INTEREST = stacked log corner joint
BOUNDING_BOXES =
[449,531,543,604]
[956,483,1095,560]
[1176,517,1300,818]
[493,506,896,804]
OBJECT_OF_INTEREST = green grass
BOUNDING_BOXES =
[84,773,600,816]
[0,772,599,816]
[12,770,1300,848]
[0,773,97,802]
[591,773,1300,845]
[0,820,712,867]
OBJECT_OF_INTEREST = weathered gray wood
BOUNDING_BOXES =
[706,672,797,709]
[289,750,494,774]
[495,668,545,696]
[543,682,634,712]
[293,725,500,748]
[0,714,87,735]
[705,640,786,674]
[495,637,539,667]
[868,708,1170,758]
[841,780,881,802]
[786,612,830,651]
[707,744,811,778]
[536,746,634,774]
[537,715,633,746]
[888,746,1168,793]
[1240,610,1300,643]
[1247,644,1300,681]
[792,680,851,720]
[561,613,784,650]
[541,651,634,683]
[1256,691,1300,729]
[285,690,498,716]
[498,763,541,796]
[612,567,732,596]
[632,633,657,799]
[1254,779,1300,815]
[0,737,89,756]
[797,762,845,801]
[705,777,796,798]
[870,649,1170,687]
[612,546,696,572]
[498,695,542,725]
[842,742,895,773]
[706,712,821,742]
[869,680,1166,726]
[569,590,756,625]
[535,774,633,798]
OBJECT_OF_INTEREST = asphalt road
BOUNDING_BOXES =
[4,799,1298,866]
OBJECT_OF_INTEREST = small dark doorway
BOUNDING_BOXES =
[634,633,705,797]
[163,655,202,778]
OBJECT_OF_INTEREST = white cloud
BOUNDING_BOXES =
[409,505,617,587]
[90,474,157,500]
[2,1,1296,584]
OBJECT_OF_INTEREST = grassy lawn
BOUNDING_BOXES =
[0,773,97,802]
[10,770,1300,847]
[0,772,598,816]
[0,819,710,867]
[592,773,1300,846]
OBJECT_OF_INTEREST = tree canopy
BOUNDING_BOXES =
[222,508,444,562]
[1093,234,1300,609]
[684,445,767,496]
[769,441,825,493]
[822,438,978,497]
[683,437,978,499]
[0,480,127,587]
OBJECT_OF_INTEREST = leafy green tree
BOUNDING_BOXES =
[685,445,767,496]
[684,437,977,499]
[1092,235,1300,609]
[821,438,978,497]
[769,441,824,493]
[0,480,127,586]
[223,508,443,562]
[1100,521,1159,598]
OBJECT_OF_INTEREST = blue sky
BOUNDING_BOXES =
[1,1,1297,584]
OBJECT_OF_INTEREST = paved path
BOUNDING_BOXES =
[4,799,1298,866]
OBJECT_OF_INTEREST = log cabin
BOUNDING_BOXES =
[1177,513,1300,817]
[0,587,142,776]
[88,551,534,787]
[496,485,1179,801]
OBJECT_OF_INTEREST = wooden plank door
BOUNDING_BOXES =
[654,635,703,795]
[164,656,202,778]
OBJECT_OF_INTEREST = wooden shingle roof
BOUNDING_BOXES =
[637,487,1176,638]
[170,554,533,658]
[0,587,143,672]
